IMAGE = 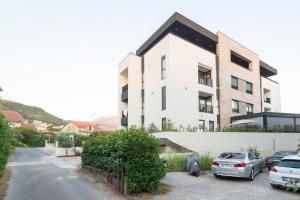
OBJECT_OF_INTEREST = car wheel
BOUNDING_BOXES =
[270,183,280,189]
[195,171,200,177]
[248,169,254,181]
[214,174,220,178]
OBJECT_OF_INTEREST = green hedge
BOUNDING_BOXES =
[82,128,165,193]
[0,114,12,176]
[14,127,47,147]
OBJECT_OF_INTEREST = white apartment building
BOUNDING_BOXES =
[118,12,281,131]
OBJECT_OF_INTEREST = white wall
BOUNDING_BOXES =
[143,33,217,130]
[154,132,300,157]
[261,77,281,112]
[118,53,142,129]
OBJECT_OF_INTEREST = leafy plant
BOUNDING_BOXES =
[81,128,165,193]
[13,127,47,147]
[297,144,300,152]
[0,113,11,176]
[247,146,261,159]
[147,123,160,133]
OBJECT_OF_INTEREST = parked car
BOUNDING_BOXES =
[212,152,263,181]
[265,151,298,170]
[269,153,300,189]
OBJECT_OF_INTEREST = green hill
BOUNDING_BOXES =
[0,99,66,125]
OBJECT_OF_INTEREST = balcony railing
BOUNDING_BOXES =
[264,97,271,104]
[199,78,213,87]
[121,116,128,126]
[199,104,213,113]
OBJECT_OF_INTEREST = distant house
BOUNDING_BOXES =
[21,123,37,130]
[32,120,49,132]
[0,110,24,127]
[62,121,102,136]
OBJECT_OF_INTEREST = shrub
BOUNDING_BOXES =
[56,134,72,148]
[14,127,47,147]
[82,128,165,193]
[0,114,11,176]
[199,154,213,171]
[147,123,160,133]
[247,146,261,158]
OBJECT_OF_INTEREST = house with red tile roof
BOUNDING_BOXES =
[0,110,24,127]
[61,121,102,136]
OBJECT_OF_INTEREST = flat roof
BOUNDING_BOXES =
[136,12,217,56]
[135,12,278,77]
[260,61,278,77]
[231,112,300,121]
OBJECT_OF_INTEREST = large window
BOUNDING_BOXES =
[162,118,167,131]
[267,117,294,132]
[232,99,239,113]
[199,120,205,131]
[231,76,238,90]
[231,51,251,70]
[209,121,214,131]
[246,82,253,94]
[161,55,166,80]
[162,86,166,110]
[246,103,253,114]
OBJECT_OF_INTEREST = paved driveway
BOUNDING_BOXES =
[5,148,122,200]
[155,172,299,200]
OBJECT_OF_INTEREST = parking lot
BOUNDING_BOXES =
[155,171,299,200]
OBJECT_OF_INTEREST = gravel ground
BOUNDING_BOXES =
[154,171,300,200]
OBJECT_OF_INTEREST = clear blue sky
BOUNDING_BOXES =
[0,0,299,121]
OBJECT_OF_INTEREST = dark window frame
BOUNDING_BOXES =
[209,121,214,131]
[231,51,251,70]
[162,117,167,131]
[162,86,166,110]
[246,82,253,94]
[199,120,205,131]
[232,99,239,113]
[161,55,166,80]
[231,76,239,90]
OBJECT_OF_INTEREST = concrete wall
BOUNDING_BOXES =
[261,77,281,112]
[118,53,142,129]
[143,33,217,130]
[154,132,300,157]
[217,32,262,128]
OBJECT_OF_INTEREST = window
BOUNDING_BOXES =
[199,120,205,131]
[209,121,214,131]
[231,76,238,90]
[161,56,166,80]
[162,118,167,131]
[232,100,239,113]
[246,82,253,94]
[199,95,213,113]
[162,86,166,110]
[246,103,253,114]
[231,51,251,70]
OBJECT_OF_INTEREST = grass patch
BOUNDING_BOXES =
[164,153,213,172]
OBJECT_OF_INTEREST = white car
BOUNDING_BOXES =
[269,153,300,189]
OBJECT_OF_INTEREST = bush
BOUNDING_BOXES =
[82,128,165,193]
[56,134,72,148]
[0,114,12,176]
[14,127,47,147]
[247,146,261,158]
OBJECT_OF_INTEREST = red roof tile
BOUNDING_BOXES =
[0,110,24,123]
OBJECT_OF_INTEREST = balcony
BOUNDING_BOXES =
[121,84,128,102]
[199,104,213,113]
[199,77,213,87]
[121,117,128,126]
[264,97,271,104]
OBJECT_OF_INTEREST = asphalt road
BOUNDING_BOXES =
[5,148,121,200]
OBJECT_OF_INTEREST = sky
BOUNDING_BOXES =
[0,0,300,121]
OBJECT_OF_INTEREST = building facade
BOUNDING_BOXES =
[118,12,280,130]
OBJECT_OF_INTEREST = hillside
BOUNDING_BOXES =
[0,99,66,125]
[93,116,118,131]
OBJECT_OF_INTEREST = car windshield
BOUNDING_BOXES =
[274,151,297,156]
[218,152,245,159]
[278,159,300,169]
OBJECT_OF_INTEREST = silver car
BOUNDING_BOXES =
[212,152,263,181]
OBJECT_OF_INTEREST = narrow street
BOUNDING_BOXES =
[5,148,122,200]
